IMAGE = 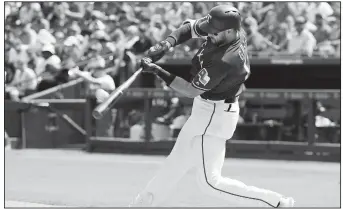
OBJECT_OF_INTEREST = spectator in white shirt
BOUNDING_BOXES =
[306,2,334,23]
[71,67,115,103]
[8,42,30,64]
[5,59,37,100]
[288,17,317,57]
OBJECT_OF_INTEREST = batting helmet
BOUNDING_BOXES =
[199,5,241,34]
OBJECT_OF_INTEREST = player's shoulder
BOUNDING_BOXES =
[223,31,248,63]
[221,44,241,64]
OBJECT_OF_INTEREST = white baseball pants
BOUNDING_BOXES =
[131,96,283,207]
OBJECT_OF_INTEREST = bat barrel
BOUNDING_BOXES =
[92,68,143,119]
[92,90,123,119]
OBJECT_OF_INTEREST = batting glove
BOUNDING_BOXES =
[147,40,172,62]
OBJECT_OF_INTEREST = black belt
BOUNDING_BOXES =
[200,95,237,103]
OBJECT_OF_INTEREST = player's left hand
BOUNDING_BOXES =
[147,40,171,62]
[141,57,162,75]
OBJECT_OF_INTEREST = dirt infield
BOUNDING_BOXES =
[5,149,340,208]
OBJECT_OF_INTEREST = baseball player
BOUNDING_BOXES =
[130,5,295,208]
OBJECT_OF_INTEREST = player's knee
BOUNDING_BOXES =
[196,169,222,190]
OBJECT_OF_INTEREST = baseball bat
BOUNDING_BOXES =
[92,67,143,119]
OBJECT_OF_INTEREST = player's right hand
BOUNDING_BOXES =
[147,40,172,62]
[141,57,161,75]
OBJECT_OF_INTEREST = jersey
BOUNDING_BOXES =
[190,30,250,101]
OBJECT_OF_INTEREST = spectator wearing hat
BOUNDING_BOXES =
[61,36,83,68]
[288,16,317,57]
[36,44,63,91]
[5,59,38,100]
[83,43,106,73]
[91,30,115,56]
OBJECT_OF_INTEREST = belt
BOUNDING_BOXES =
[200,95,238,103]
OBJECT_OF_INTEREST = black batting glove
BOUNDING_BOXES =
[147,40,172,62]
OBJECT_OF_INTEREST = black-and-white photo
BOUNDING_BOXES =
[4,1,340,208]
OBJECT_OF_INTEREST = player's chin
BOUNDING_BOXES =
[208,36,218,45]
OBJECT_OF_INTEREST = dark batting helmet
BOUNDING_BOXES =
[199,5,241,34]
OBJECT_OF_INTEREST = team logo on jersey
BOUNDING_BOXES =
[197,68,210,86]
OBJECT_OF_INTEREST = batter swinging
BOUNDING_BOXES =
[129,5,295,208]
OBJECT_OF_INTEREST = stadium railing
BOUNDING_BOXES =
[5,84,340,161]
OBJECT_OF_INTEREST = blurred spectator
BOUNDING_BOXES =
[31,10,50,33]
[314,14,336,57]
[148,14,168,43]
[258,10,278,38]
[244,17,279,53]
[4,1,340,97]
[5,59,38,100]
[19,3,42,25]
[288,17,317,57]
[36,44,61,75]
[60,36,83,68]
[270,23,291,51]
[71,67,115,103]
[306,2,334,23]
[82,44,106,75]
[129,110,145,141]
[8,41,30,64]
[288,2,309,17]
[36,44,63,91]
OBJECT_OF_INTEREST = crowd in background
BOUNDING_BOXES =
[4,2,340,142]
[5,2,340,99]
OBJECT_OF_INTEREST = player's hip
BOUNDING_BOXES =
[187,96,240,139]
[192,95,239,114]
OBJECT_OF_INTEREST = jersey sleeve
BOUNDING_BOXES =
[182,16,208,38]
[191,61,228,91]
[166,17,208,46]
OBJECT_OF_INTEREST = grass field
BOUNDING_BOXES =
[5,149,340,208]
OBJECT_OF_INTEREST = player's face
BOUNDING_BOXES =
[207,30,227,46]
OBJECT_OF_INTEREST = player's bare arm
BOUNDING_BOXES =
[141,58,204,98]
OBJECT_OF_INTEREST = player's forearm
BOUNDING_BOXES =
[165,23,192,47]
[153,67,198,98]
[169,77,203,98]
